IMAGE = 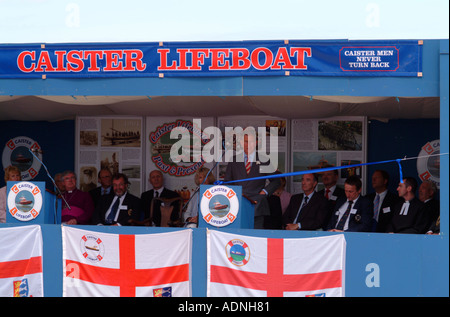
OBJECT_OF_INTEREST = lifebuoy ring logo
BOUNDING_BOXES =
[7,182,43,221]
[417,139,440,189]
[2,136,42,180]
[225,239,250,266]
[200,185,239,227]
[80,234,105,263]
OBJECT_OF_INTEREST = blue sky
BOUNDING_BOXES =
[0,0,448,43]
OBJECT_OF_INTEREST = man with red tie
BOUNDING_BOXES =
[224,132,280,229]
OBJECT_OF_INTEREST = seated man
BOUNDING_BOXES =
[89,168,114,208]
[418,180,440,233]
[141,170,181,226]
[61,170,95,225]
[365,169,401,232]
[184,167,215,227]
[283,173,330,231]
[317,169,345,202]
[386,177,428,234]
[91,173,142,226]
[328,175,373,232]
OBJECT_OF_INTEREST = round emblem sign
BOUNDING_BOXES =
[200,185,239,227]
[417,139,440,189]
[80,234,105,263]
[225,239,250,266]
[7,181,43,221]
[2,136,42,180]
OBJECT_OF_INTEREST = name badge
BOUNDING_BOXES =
[382,207,391,213]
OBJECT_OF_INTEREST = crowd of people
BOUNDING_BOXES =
[0,158,441,235]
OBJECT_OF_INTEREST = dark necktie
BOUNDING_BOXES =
[154,191,159,198]
[336,200,353,230]
[106,197,120,224]
[294,195,309,223]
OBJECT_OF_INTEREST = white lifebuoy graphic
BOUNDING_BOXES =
[7,181,43,221]
[2,136,42,180]
[200,185,240,227]
[417,139,440,189]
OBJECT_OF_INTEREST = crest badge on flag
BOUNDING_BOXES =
[0,225,44,297]
[63,226,192,297]
[207,230,346,297]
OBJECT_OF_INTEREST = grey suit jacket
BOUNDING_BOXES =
[224,154,280,217]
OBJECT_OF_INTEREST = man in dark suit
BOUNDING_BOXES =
[328,175,373,232]
[283,173,330,231]
[91,173,142,226]
[317,169,345,228]
[365,170,401,232]
[418,180,440,233]
[386,177,428,234]
[317,169,345,201]
[140,170,181,226]
[224,132,280,229]
[89,168,113,208]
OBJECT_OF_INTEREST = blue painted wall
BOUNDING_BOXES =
[0,120,75,189]
[0,223,447,297]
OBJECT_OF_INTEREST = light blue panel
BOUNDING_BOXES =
[439,39,449,237]
[0,77,244,96]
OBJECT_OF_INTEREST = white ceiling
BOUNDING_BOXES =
[0,95,440,122]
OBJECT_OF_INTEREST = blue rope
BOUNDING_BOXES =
[214,157,403,186]
[396,159,404,183]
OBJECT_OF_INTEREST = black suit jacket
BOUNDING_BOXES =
[282,191,331,230]
[317,186,345,201]
[91,192,142,226]
[422,198,440,231]
[317,186,345,228]
[141,188,181,226]
[365,191,401,232]
[386,197,426,234]
[328,195,373,232]
[89,186,114,208]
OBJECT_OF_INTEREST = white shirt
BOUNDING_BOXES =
[154,187,164,198]
[104,193,127,225]
[399,200,410,216]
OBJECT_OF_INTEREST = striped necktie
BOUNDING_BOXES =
[245,156,251,174]
[336,200,353,231]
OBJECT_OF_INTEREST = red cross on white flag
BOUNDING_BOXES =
[207,230,346,297]
[0,225,43,297]
[63,226,191,297]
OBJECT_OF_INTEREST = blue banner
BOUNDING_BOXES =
[0,40,422,78]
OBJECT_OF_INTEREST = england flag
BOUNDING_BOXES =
[63,226,192,297]
[207,230,346,297]
[0,225,44,297]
